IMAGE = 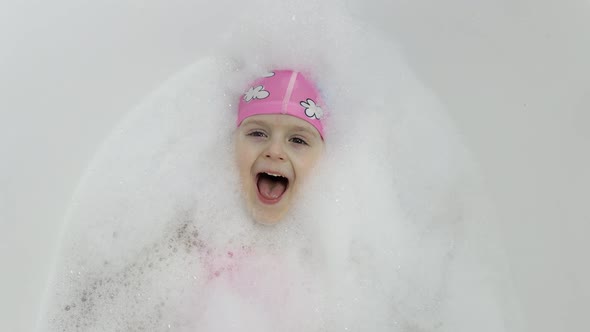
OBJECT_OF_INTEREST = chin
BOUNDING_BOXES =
[250,206,287,225]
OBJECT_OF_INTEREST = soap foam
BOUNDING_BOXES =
[38,1,519,331]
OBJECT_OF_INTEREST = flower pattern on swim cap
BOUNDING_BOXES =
[300,98,323,120]
[244,85,270,102]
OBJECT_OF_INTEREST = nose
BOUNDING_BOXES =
[264,139,286,161]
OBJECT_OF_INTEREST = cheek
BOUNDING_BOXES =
[293,148,323,180]
[235,142,258,176]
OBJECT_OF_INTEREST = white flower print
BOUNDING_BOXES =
[244,85,270,102]
[262,72,275,77]
[300,98,323,119]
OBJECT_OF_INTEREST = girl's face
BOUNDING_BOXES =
[235,114,324,224]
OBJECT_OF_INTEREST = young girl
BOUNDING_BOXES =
[196,70,328,328]
[234,70,325,224]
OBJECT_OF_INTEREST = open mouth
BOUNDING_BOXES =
[256,172,289,204]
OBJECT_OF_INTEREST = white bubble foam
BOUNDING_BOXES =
[39,1,521,331]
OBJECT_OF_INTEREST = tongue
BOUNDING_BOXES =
[258,177,286,200]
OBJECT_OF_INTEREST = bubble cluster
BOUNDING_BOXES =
[38,1,519,331]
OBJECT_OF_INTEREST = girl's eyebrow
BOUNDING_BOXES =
[243,120,269,128]
[292,126,316,136]
[243,120,319,139]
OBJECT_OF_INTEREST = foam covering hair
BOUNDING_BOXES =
[38,1,523,331]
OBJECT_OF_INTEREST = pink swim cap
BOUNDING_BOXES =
[237,70,325,138]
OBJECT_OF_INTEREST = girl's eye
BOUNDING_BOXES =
[247,131,267,138]
[290,137,308,146]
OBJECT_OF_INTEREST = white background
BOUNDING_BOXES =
[1,1,588,331]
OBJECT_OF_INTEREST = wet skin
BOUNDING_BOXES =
[234,114,324,224]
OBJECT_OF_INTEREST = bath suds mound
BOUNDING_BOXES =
[38,1,521,331]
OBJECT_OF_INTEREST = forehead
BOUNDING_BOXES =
[241,114,320,137]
